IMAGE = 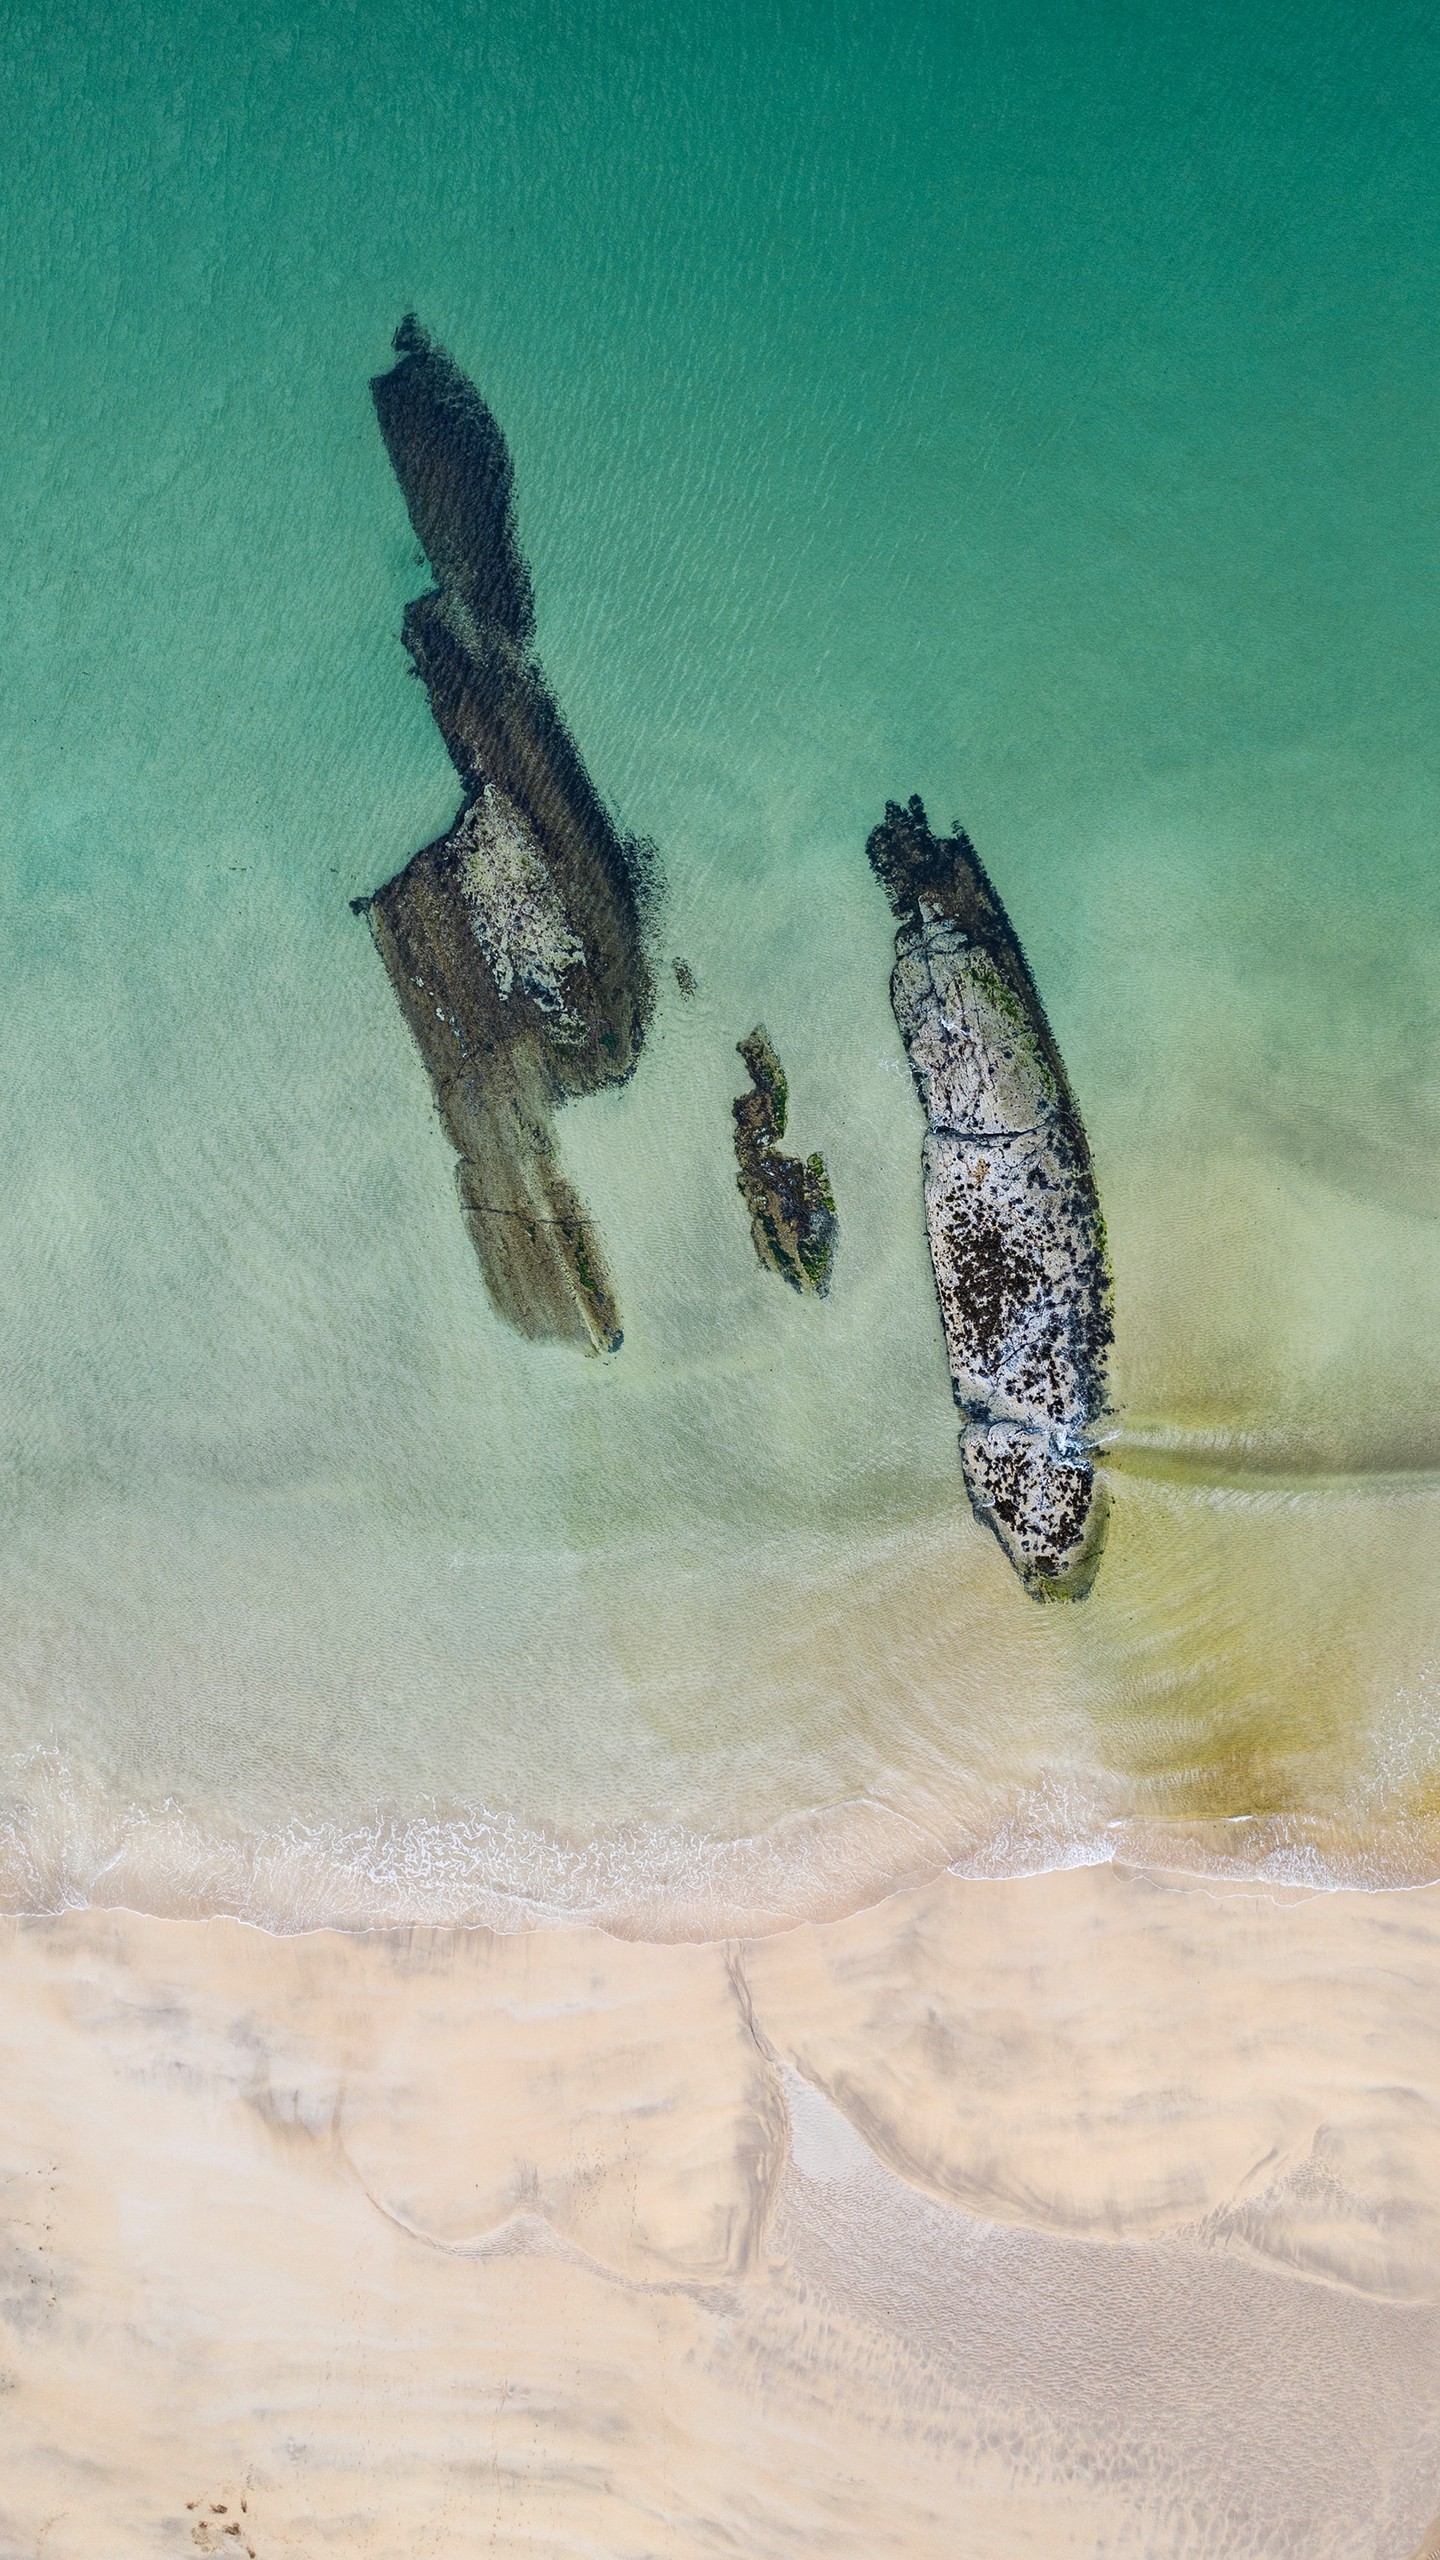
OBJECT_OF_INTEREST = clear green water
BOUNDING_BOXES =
[2,0,1438,1927]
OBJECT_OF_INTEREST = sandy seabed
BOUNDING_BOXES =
[3,1862,1440,2560]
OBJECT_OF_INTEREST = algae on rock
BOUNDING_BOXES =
[733,1027,838,1297]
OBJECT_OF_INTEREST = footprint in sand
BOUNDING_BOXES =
[184,2491,256,2558]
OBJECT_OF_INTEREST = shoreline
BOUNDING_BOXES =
[6,1752,1440,1943]
[6,1458,1438,1942]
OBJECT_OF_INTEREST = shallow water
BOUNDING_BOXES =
[4,0,1439,1932]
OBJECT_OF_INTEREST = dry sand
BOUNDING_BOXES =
[3,1862,1439,2557]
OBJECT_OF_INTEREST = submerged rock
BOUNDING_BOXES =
[359,316,657,1353]
[867,796,1112,1599]
[733,1027,838,1296]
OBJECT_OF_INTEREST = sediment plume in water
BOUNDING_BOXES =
[868,796,1113,1599]
[357,316,658,1353]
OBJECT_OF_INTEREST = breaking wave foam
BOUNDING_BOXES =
[2,1745,1435,1942]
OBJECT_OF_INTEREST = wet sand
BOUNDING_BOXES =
[4,1863,1439,2557]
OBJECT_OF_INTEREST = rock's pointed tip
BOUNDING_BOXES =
[867,792,950,921]
[960,1423,1108,1603]
[393,310,430,357]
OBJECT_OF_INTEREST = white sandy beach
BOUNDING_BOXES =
[4,1861,1439,2557]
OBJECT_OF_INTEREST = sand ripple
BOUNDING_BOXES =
[3,1864,1439,2554]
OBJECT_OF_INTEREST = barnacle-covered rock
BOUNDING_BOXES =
[868,796,1112,1598]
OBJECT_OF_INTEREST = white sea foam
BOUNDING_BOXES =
[3,1735,1437,1942]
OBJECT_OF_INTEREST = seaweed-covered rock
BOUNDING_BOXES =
[868,796,1112,1599]
[733,1027,838,1296]
[358,317,657,1353]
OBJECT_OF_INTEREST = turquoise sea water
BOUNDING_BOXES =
[3,0,1438,1927]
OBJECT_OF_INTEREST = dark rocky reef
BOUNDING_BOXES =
[868,796,1112,1599]
[359,316,657,1352]
[733,1027,838,1296]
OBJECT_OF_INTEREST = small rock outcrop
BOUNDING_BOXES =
[867,796,1112,1599]
[733,1027,838,1296]
[357,317,657,1352]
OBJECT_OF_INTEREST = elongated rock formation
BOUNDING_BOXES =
[356,316,656,1352]
[868,796,1112,1599]
[733,1027,838,1295]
